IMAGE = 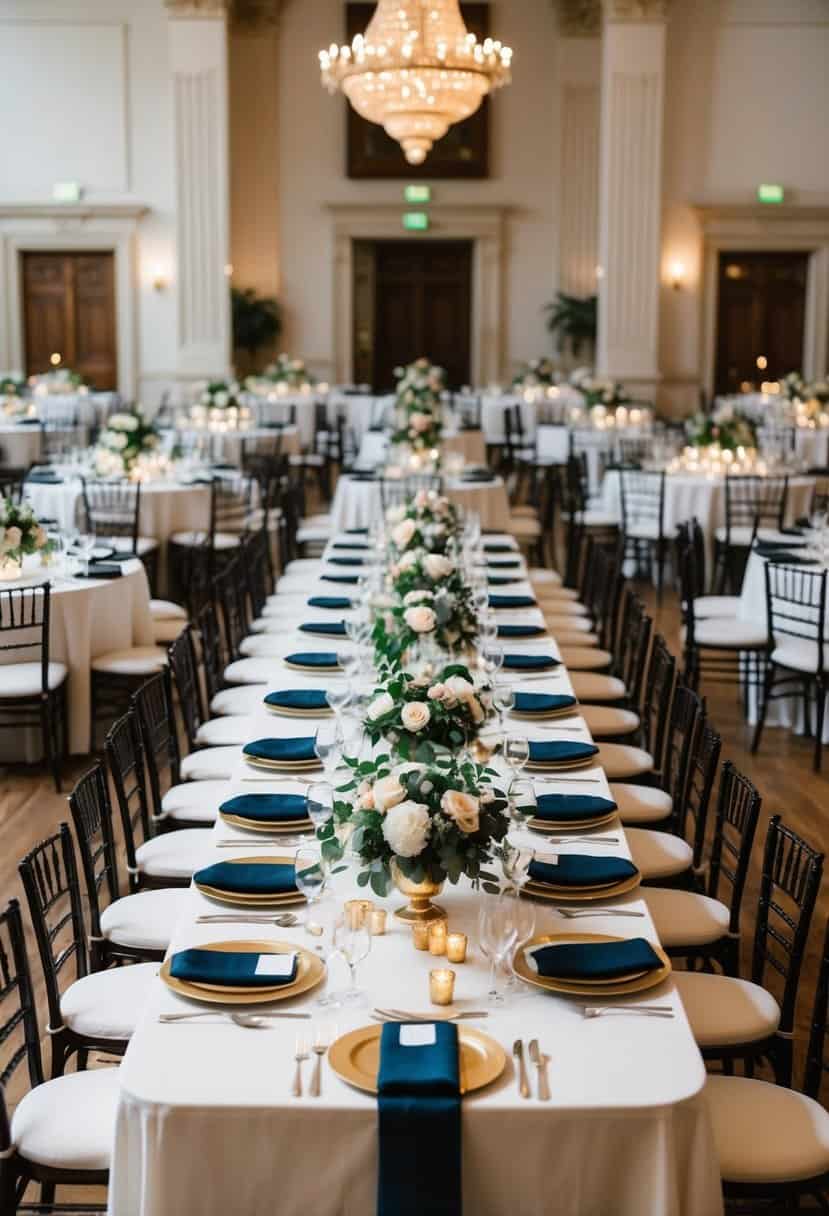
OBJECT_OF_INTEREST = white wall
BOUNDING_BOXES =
[275,0,559,383]
[0,0,177,405]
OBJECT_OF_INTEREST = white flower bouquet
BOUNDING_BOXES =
[95,407,159,476]
[363,662,493,759]
[385,490,461,556]
[0,498,52,569]
[199,378,242,410]
[686,404,757,452]
[391,357,445,452]
[259,353,314,389]
[511,356,556,390]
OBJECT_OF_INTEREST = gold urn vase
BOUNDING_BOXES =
[391,861,446,923]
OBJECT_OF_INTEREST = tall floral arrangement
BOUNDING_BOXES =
[571,369,630,409]
[199,379,242,410]
[363,662,492,759]
[391,358,445,453]
[779,370,829,406]
[385,490,461,557]
[0,498,52,570]
[259,353,314,390]
[95,408,160,477]
[30,368,87,394]
[511,357,556,391]
[686,401,757,452]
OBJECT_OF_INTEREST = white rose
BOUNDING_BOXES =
[403,589,433,606]
[386,504,406,524]
[392,519,417,549]
[373,774,406,812]
[427,682,456,707]
[367,692,395,721]
[401,701,431,733]
[424,554,453,581]
[404,605,436,634]
[444,675,475,702]
[382,800,431,858]
[398,550,419,571]
[441,789,480,834]
[112,432,128,450]
[5,526,21,550]
[414,490,429,509]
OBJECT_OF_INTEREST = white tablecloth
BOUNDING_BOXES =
[330,474,511,533]
[169,426,300,465]
[0,556,154,756]
[0,424,42,467]
[357,430,488,470]
[107,561,722,1216]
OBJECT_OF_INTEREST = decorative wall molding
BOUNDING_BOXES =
[556,0,602,37]
[165,0,227,16]
[325,203,509,386]
[0,204,148,221]
[603,0,668,21]
[166,0,281,22]
[559,84,600,296]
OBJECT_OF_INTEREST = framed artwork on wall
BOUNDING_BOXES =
[344,2,490,179]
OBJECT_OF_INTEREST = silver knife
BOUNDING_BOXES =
[512,1038,530,1099]
[528,1038,550,1101]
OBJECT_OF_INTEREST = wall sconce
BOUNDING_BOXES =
[668,260,686,291]
[151,267,168,293]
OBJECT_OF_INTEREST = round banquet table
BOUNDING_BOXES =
[599,470,816,565]
[330,472,511,532]
[0,555,154,758]
[168,426,300,465]
[0,423,42,467]
[24,476,212,597]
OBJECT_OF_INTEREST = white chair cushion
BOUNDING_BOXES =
[483,534,519,551]
[527,568,563,588]
[626,827,692,879]
[135,828,213,879]
[641,887,729,947]
[771,636,829,674]
[161,778,230,822]
[282,559,325,576]
[581,705,640,738]
[210,684,269,716]
[60,962,159,1040]
[570,672,627,703]
[507,516,541,538]
[296,525,333,544]
[150,598,188,621]
[610,781,672,823]
[196,715,258,748]
[153,617,187,645]
[553,631,600,648]
[694,595,741,619]
[180,745,242,782]
[11,1067,120,1171]
[541,602,590,620]
[595,742,653,780]
[558,646,612,671]
[224,658,288,685]
[626,520,663,541]
[683,618,768,648]
[91,647,167,676]
[240,634,301,659]
[705,1073,829,1184]
[99,887,187,952]
[0,661,67,697]
[582,509,620,528]
[170,531,243,551]
[673,971,780,1047]
[98,536,157,556]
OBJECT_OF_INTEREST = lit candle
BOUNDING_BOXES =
[345,899,373,929]
[446,932,468,963]
[369,907,387,936]
[429,968,456,1006]
[428,919,448,956]
[412,921,430,950]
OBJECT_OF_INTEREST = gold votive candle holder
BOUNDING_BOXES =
[428,919,448,955]
[369,907,387,936]
[446,932,468,963]
[345,899,373,929]
[412,921,431,950]
[429,968,456,1006]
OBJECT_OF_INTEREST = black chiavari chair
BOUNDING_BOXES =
[619,467,673,603]
[599,635,676,786]
[714,472,789,593]
[80,478,159,591]
[379,474,443,511]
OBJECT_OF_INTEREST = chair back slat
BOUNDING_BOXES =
[215,559,249,661]
[81,477,141,550]
[680,722,722,869]
[0,900,42,1153]
[724,473,788,536]
[763,563,828,671]
[707,761,762,934]
[639,635,676,776]
[132,670,180,822]
[68,765,120,942]
[105,711,153,886]
[804,918,829,1100]
[662,683,702,810]
[196,597,225,706]
[167,629,207,751]
[619,469,665,534]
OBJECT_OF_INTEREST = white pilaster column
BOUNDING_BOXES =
[596,0,667,391]
[166,0,231,377]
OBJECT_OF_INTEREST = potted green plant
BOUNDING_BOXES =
[231,288,282,373]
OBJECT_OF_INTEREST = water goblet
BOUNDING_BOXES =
[477,894,519,1007]
[314,721,341,781]
[330,914,372,1007]
[306,781,334,835]
[494,682,516,732]
[74,531,96,578]
[504,733,530,777]
[337,649,359,680]
[508,777,537,827]
[294,846,325,907]
[325,681,352,723]
[501,887,537,993]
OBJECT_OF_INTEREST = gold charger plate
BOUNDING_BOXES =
[511,706,579,722]
[218,810,314,834]
[244,755,320,773]
[328,1025,505,1096]
[284,660,341,673]
[266,704,333,719]
[512,931,671,998]
[195,855,306,907]
[525,757,599,773]
[522,868,641,903]
[160,939,324,1005]
[528,810,618,833]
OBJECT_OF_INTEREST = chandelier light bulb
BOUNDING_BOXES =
[319,0,513,166]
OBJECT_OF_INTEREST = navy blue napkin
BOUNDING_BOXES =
[483,543,514,553]
[460,470,495,483]
[93,550,135,563]
[285,652,340,669]
[766,552,815,565]
[527,937,661,980]
[346,527,369,535]
[514,692,576,715]
[299,620,347,637]
[755,538,807,552]
[527,740,598,765]
[327,556,365,567]
[169,948,298,988]
[498,624,546,638]
[193,860,298,894]
[487,576,518,586]
[503,653,560,672]
[74,564,123,579]
[25,470,62,484]
[332,541,369,550]
[219,792,309,823]
[265,689,329,712]
[486,559,521,569]
[243,737,316,762]
[489,595,537,609]
[321,574,360,585]
[534,793,618,823]
[377,1021,461,1216]
[528,854,637,888]
[308,596,352,611]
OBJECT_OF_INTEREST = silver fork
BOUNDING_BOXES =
[373,1007,488,1022]
[196,914,302,927]
[292,1035,310,1097]
[553,907,645,919]
[582,1005,674,1019]
[309,1027,329,1098]
[158,1010,311,1023]
[538,836,620,846]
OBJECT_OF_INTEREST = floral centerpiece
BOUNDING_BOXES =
[779,370,829,408]
[0,378,32,419]
[363,662,492,758]
[579,376,631,409]
[686,402,757,452]
[318,753,508,910]
[0,498,53,578]
[372,581,479,668]
[30,368,87,394]
[511,357,556,391]
[198,378,242,410]
[385,491,461,557]
[95,408,160,477]
[391,358,445,454]
[251,353,314,392]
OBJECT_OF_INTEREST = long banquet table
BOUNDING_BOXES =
[330,472,511,533]
[107,538,722,1216]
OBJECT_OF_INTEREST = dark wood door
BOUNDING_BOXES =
[714,251,808,395]
[366,240,473,391]
[21,251,117,389]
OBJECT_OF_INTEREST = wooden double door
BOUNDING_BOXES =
[21,251,117,390]
[353,240,473,392]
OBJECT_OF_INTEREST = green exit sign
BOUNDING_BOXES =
[757,183,785,204]
[404,184,432,204]
[403,211,430,231]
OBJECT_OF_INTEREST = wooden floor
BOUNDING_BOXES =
[0,556,826,1211]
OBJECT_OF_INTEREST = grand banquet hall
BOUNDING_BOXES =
[0,0,828,1213]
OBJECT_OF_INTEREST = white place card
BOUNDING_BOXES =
[399,1024,437,1047]
[254,952,297,978]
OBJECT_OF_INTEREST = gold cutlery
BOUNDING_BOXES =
[553,907,645,919]
[158,1010,311,1023]
[372,1007,488,1023]
[216,839,307,848]
[536,836,620,846]
[310,1028,329,1098]
[528,1039,550,1101]
[513,1038,530,1099]
[582,1005,674,1019]
[196,914,302,927]
[292,1035,310,1097]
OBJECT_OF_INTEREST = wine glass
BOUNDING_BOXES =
[502,886,537,994]
[501,840,535,892]
[477,894,519,1007]
[494,682,516,732]
[508,777,537,827]
[314,722,341,781]
[306,781,334,834]
[325,680,352,723]
[294,847,325,907]
[74,530,96,578]
[504,733,529,778]
[337,649,359,680]
[330,914,372,1007]
[482,645,504,678]
[308,891,341,1008]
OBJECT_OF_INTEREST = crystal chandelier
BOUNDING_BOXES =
[319,0,513,166]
